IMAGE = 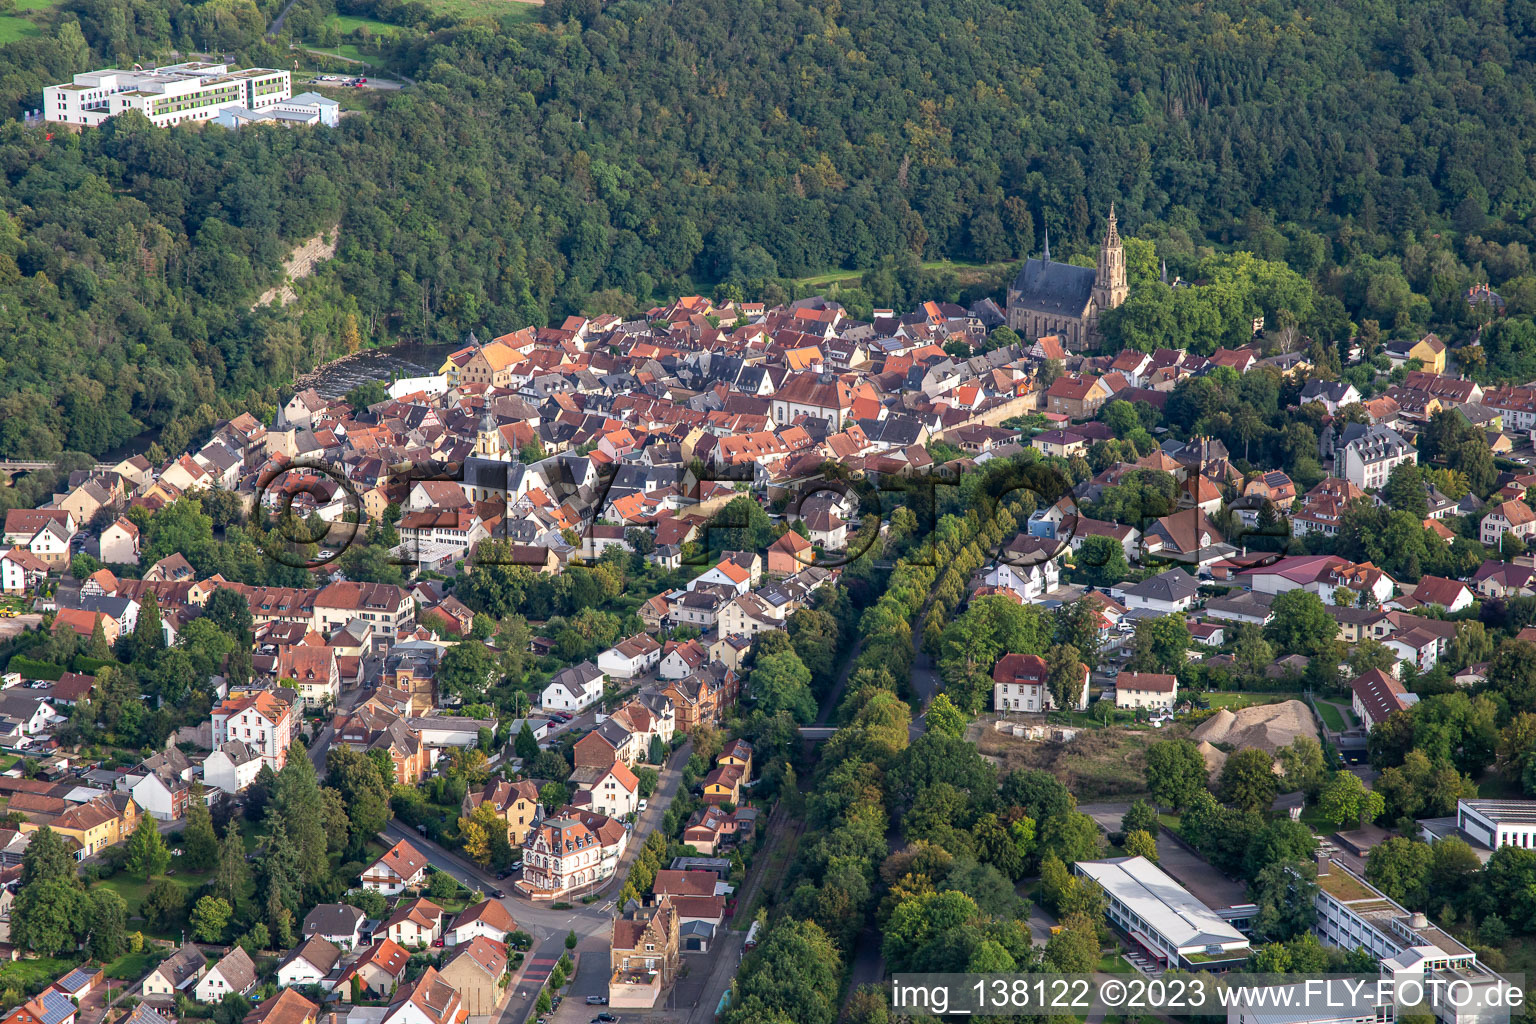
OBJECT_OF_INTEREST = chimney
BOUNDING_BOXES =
[1314,851,1331,875]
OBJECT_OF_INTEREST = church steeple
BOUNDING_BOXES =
[1041,224,1050,264]
[1092,202,1128,314]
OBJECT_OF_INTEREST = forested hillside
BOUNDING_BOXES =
[4,0,1536,456]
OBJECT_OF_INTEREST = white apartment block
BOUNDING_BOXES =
[44,63,290,128]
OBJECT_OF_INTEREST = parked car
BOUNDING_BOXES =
[636,799,647,812]
[584,996,607,1005]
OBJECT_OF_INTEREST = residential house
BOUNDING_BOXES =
[381,967,466,1024]
[1114,671,1178,710]
[992,652,1089,713]
[0,547,48,595]
[540,661,605,713]
[1482,499,1536,548]
[1333,423,1416,490]
[701,763,744,805]
[276,936,342,989]
[310,581,413,637]
[573,720,641,770]
[99,517,140,565]
[194,948,257,1004]
[383,897,444,949]
[142,944,208,1001]
[19,793,137,859]
[438,937,509,1016]
[276,646,340,710]
[1045,375,1111,420]
[362,839,430,895]
[654,663,739,732]
[766,531,813,576]
[203,741,264,795]
[1409,576,1474,613]
[462,779,542,846]
[243,990,319,1024]
[659,640,708,681]
[596,634,662,680]
[302,904,367,950]
[519,810,629,899]
[2,989,75,1024]
[335,940,412,1002]
[211,692,293,770]
[443,899,516,948]
[1350,668,1418,731]
[1473,561,1536,600]
[718,739,753,776]
[1141,509,1229,566]
[1114,569,1200,615]
[608,896,681,1010]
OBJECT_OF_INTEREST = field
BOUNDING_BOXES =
[975,718,1192,801]
[1203,690,1307,710]
[326,13,402,36]
[421,0,541,23]
[0,0,64,42]
[792,257,1015,291]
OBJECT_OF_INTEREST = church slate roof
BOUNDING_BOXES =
[1010,258,1097,316]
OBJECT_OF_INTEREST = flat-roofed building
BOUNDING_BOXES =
[44,63,290,128]
[1074,856,1250,970]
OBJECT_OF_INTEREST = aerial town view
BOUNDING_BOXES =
[6,1,1536,1024]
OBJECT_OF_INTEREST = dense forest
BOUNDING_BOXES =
[5,0,1536,455]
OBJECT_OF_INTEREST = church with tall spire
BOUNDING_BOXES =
[1005,205,1129,349]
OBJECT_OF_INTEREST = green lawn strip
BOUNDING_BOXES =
[104,949,163,981]
[1313,701,1347,731]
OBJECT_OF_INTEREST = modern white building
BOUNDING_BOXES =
[1444,799,1536,853]
[44,63,290,128]
[1313,857,1508,1024]
[214,91,340,129]
[1228,980,1392,1024]
[1074,856,1251,970]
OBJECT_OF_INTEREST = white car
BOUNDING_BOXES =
[636,800,647,813]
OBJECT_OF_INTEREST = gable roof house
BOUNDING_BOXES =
[335,940,412,1002]
[141,944,208,1001]
[363,839,430,895]
[540,661,606,713]
[1350,668,1418,731]
[302,903,368,950]
[438,937,509,1016]
[276,936,342,989]
[194,947,257,1004]
[444,898,517,948]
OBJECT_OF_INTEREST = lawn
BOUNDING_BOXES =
[418,0,541,22]
[104,950,163,981]
[0,957,78,994]
[326,13,402,35]
[793,256,1014,290]
[1313,701,1348,731]
[1202,690,1306,709]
